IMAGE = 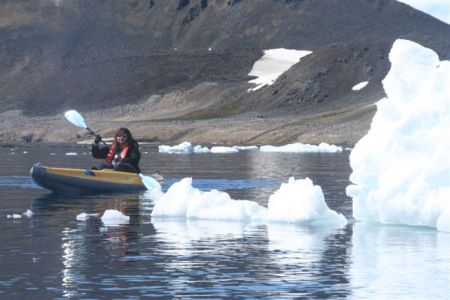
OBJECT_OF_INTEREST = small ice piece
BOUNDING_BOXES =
[232,145,258,151]
[193,145,211,153]
[101,209,130,225]
[260,142,342,153]
[65,152,78,156]
[76,212,99,221]
[159,142,193,153]
[23,209,33,218]
[210,146,239,153]
[7,214,22,219]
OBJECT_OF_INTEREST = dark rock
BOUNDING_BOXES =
[178,0,190,9]
[22,134,34,143]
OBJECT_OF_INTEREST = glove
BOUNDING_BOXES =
[94,134,102,145]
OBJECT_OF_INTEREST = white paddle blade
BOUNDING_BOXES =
[64,110,87,129]
[139,173,161,191]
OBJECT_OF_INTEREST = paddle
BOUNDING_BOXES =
[64,110,96,136]
[64,109,161,191]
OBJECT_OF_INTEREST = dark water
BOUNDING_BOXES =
[0,144,448,299]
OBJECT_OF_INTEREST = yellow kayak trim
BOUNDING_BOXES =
[44,166,144,185]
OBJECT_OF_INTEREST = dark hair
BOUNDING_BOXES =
[113,127,139,149]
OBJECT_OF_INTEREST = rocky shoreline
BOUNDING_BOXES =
[0,101,375,147]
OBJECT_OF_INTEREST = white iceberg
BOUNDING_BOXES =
[347,40,450,232]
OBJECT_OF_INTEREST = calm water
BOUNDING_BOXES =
[0,144,448,299]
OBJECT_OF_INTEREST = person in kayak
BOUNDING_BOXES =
[91,127,141,173]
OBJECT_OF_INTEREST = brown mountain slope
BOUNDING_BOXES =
[0,0,449,144]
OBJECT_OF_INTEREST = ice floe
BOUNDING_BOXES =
[260,142,342,153]
[151,177,347,227]
[159,142,342,153]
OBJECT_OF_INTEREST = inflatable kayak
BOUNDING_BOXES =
[30,164,163,194]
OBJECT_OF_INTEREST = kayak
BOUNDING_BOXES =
[30,164,163,194]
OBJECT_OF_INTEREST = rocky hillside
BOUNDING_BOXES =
[1,0,449,144]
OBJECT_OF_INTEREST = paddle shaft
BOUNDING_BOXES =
[85,127,107,145]
[86,127,96,135]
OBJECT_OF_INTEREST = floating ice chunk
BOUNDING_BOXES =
[23,209,33,218]
[248,48,312,91]
[152,178,267,221]
[101,209,130,225]
[232,145,258,151]
[210,146,239,153]
[152,177,346,227]
[268,177,347,226]
[7,214,22,219]
[159,142,210,153]
[260,142,342,153]
[159,142,193,153]
[193,145,210,153]
[159,143,259,153]
[76,212,99,221]
[352,81,369,90]
[347,40,450,232]
[65,152,78,156]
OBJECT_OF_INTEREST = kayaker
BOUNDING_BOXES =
[91,127,141,173]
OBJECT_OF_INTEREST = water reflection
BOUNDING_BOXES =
[151,218,352,298]
[27,192,147,296]
[31,193,142,217]
[351,223,450,299]
[61,227,89,298]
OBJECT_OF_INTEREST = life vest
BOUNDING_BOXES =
[105,144,130,165]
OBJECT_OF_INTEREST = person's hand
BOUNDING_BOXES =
[94,135,102,145]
